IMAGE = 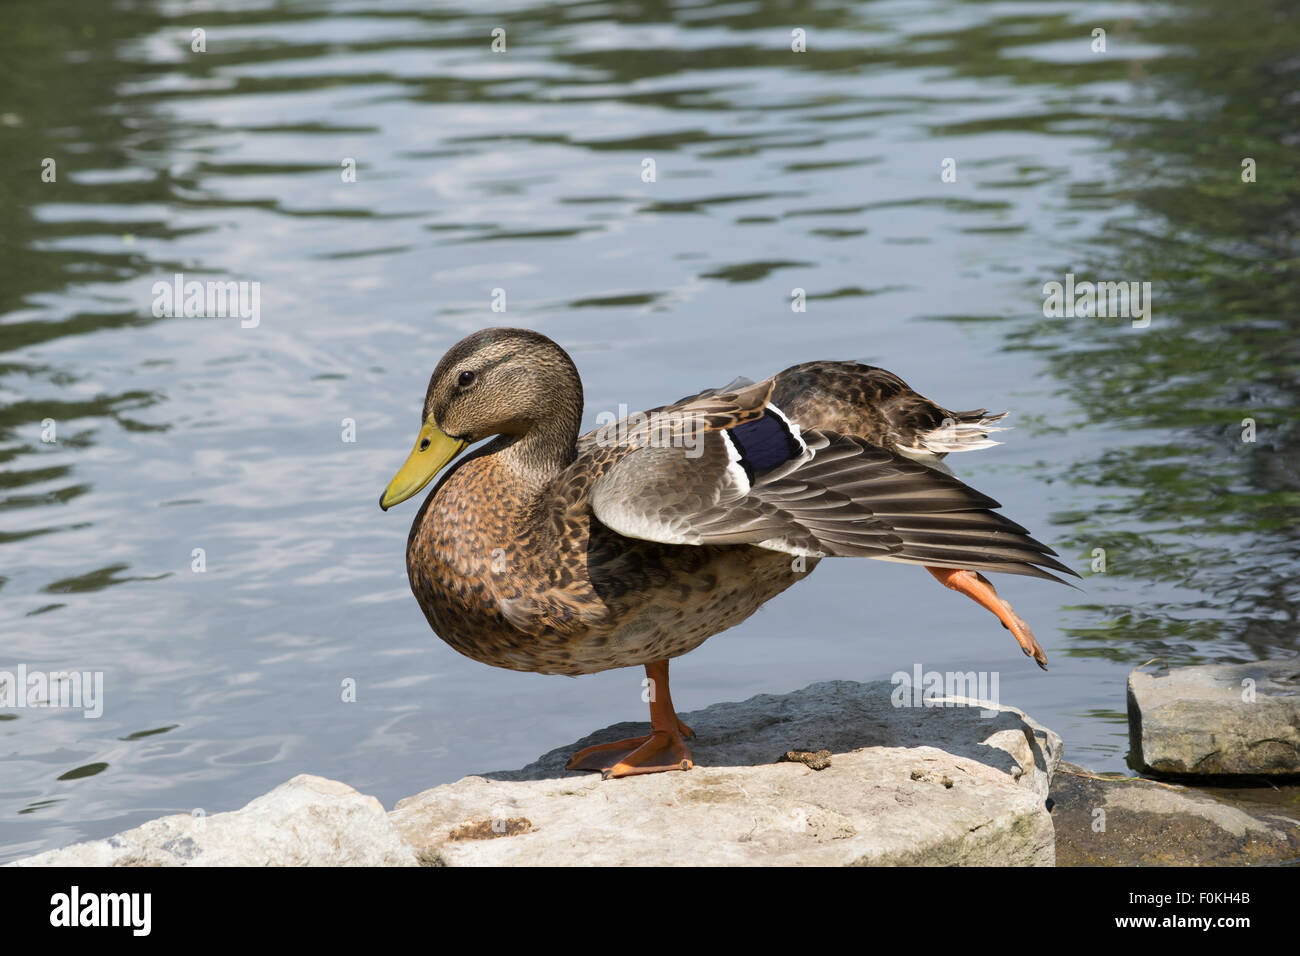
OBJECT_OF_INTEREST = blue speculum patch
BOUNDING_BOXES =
[727,412,799,475]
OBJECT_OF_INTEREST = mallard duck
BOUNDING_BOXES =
[381,327,1076,777]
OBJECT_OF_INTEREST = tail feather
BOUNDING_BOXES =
[918,411,1010,454]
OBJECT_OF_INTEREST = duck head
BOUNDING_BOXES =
[379,327,582,510]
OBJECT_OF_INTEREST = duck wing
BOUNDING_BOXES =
[586,379,1077,584]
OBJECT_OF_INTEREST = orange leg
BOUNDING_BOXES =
[926,567,1049,671]
[566,660,694,778]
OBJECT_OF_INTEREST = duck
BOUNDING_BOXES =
[380,327,1076,778]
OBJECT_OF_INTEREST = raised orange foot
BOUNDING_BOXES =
[926,566,1049,670]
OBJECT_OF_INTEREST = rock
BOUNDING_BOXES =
[1050,762,1300,865]
[393,680,1061,866]
[11,681,1061,867]
[1127,661,1300,776]
[12,775,418,867]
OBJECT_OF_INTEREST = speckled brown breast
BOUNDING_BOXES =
[406,451,816,676]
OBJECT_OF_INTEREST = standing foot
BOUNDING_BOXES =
[566,730,694,778]
[565,658,696,778]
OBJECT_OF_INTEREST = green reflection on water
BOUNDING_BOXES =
[1011,0,1300,660]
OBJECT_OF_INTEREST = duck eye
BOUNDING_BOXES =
[457,370,476,388]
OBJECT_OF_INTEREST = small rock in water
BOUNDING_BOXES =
[1050,762,1300,866]
[8,775,419,867]
[1127,660,1300,777]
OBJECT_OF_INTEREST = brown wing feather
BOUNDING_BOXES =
[588,412,1077,584]
[771,360,1005,456]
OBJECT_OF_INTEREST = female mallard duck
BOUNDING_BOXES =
[381,327,1076,777]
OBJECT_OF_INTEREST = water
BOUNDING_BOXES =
[2,0,1296,862]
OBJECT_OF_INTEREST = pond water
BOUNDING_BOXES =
[2,0,1296,861]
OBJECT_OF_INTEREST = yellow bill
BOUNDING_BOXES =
[380,419,468,511]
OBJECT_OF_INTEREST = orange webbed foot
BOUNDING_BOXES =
[566,730,693,778]
[566,659,695,778]
[926,566,1049,670]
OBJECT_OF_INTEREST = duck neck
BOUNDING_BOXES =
[498,382,583,492]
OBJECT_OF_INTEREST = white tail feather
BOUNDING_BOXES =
[919,418,1010,454]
